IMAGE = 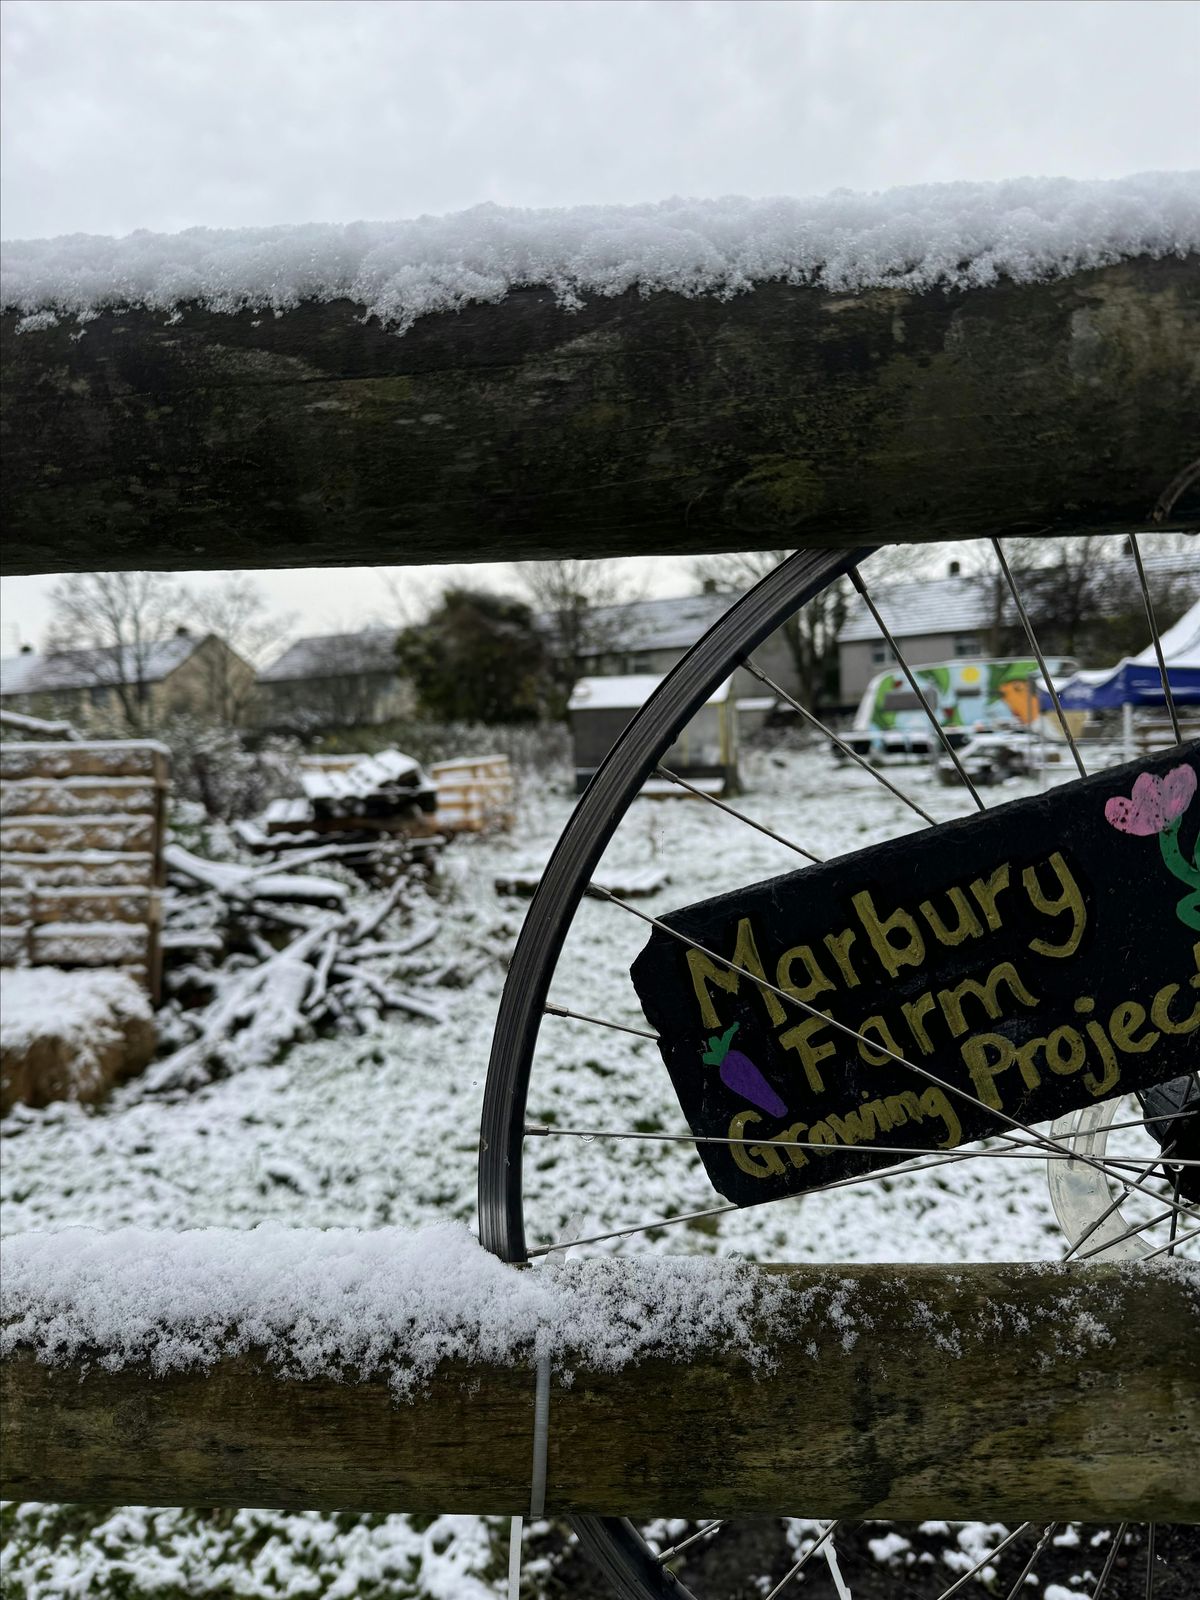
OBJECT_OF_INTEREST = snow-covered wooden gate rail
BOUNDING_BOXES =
[1,177,1199,1524]
[3,1243,1199,1521]
[1,181,1198,570]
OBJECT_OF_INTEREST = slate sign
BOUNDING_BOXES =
[631,743,1200,1208]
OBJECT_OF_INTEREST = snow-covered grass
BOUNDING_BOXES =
[5,173,1198,334]
[0,747,1180,1597]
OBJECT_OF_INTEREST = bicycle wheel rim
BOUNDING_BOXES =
[478,544,874,1266]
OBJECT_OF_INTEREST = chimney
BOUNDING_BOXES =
[948,559,961,577]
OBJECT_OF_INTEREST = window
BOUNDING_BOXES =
[871,643,898,666]
[953,635,980,657]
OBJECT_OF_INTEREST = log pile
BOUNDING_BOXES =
[149,841,514,1092]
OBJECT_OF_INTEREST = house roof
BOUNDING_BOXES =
[572,592,741,658]
[258,628,399,683]
[838,550,1199,645]
[569,673,734,711]
[0,633,202,698]
[837,574,995,644]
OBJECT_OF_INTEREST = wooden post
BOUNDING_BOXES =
[3,1262,1197,1521]
[2,255,1196,575]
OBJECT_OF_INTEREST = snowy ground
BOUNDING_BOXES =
[1,746,1192,1597]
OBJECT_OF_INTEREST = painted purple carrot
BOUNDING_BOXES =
[702,1022,787,1117]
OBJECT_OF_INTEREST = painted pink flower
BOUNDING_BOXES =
[1104,764,1197,837]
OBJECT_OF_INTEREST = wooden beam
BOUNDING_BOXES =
[4,1263,1197,1520]
[2,257,1196,575]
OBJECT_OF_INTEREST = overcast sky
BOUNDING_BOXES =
[2,0,1196,654]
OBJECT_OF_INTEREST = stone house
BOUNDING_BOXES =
[837,567,995,703]
[567,591,802,707]
[256,628,413,733]
[0,630,255,733]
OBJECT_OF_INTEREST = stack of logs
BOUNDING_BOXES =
[148,840,514,1093]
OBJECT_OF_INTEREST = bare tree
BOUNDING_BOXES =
[182,577,295,725]
[512,558,639,712]
[957,533,1198,664]
[689,547,916,709]
[46,571,182,734]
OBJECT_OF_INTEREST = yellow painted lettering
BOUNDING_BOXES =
[919,886,984,947]
[960,1032,1015,1110]
[1082,1020,1120,1097]
[1023,851,1087,958]
[729,1110,786,1178]
[855,1013,903,1067]
[777,1013,835,1095]
[776,944,835,1006]
[687,916,784,1029]
[901,990,938,1055]
[1150,982,1200,1036]
[969,863,1011,932]
[826,1103,878,1146]
[823,927,862,988]
[937,960,1039,1038]
[1044,1025,1086,1076]
[1109,1000,1159,1055]
[918,1085,962,1149]
[851,888,926,979]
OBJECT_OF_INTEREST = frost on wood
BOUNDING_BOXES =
[4,1226,1195,1400]
[0,1224,790,1396]
[4,172,1197,334]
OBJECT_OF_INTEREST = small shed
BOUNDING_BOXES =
[568,675,738,796]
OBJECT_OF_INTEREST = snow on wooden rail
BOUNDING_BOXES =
[2,1224,1197,1521]
[2,174,1198,573]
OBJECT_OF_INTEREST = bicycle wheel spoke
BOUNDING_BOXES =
[934,1521,1032,1600]
[1128,534,1182,743]
[743,657,938,826]
[543,1001,659,1040]
[526,1121,1200,1169]
[585,884,1199,1223]
[528,1142,1015,1258]
[1072,1205,1184,1261]
[1144,1222,1200,1258]
[849,566,986,809]
[1145,1522,1157,1599]
[763,1521,839,1599]
[655,764,823,862]
[1062,1150,1168,1261]
[531,1200,737,1256]
[1002,1523,1056,1600]
[992,537,1087,779]
[1089,1523,1128,1600]
[654,1519,726,1564]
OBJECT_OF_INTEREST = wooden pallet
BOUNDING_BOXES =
[430,755,515,834]
[0,740,170,999]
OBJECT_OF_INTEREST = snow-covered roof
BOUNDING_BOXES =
[258,628,398,683]
[0,634,201,697]
[5,173,1197,336]
[569,673,733,711]
[838,574,996,644]
[1132,597,1200,669]
[838,550,1199,645]
[575,591,741,658]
